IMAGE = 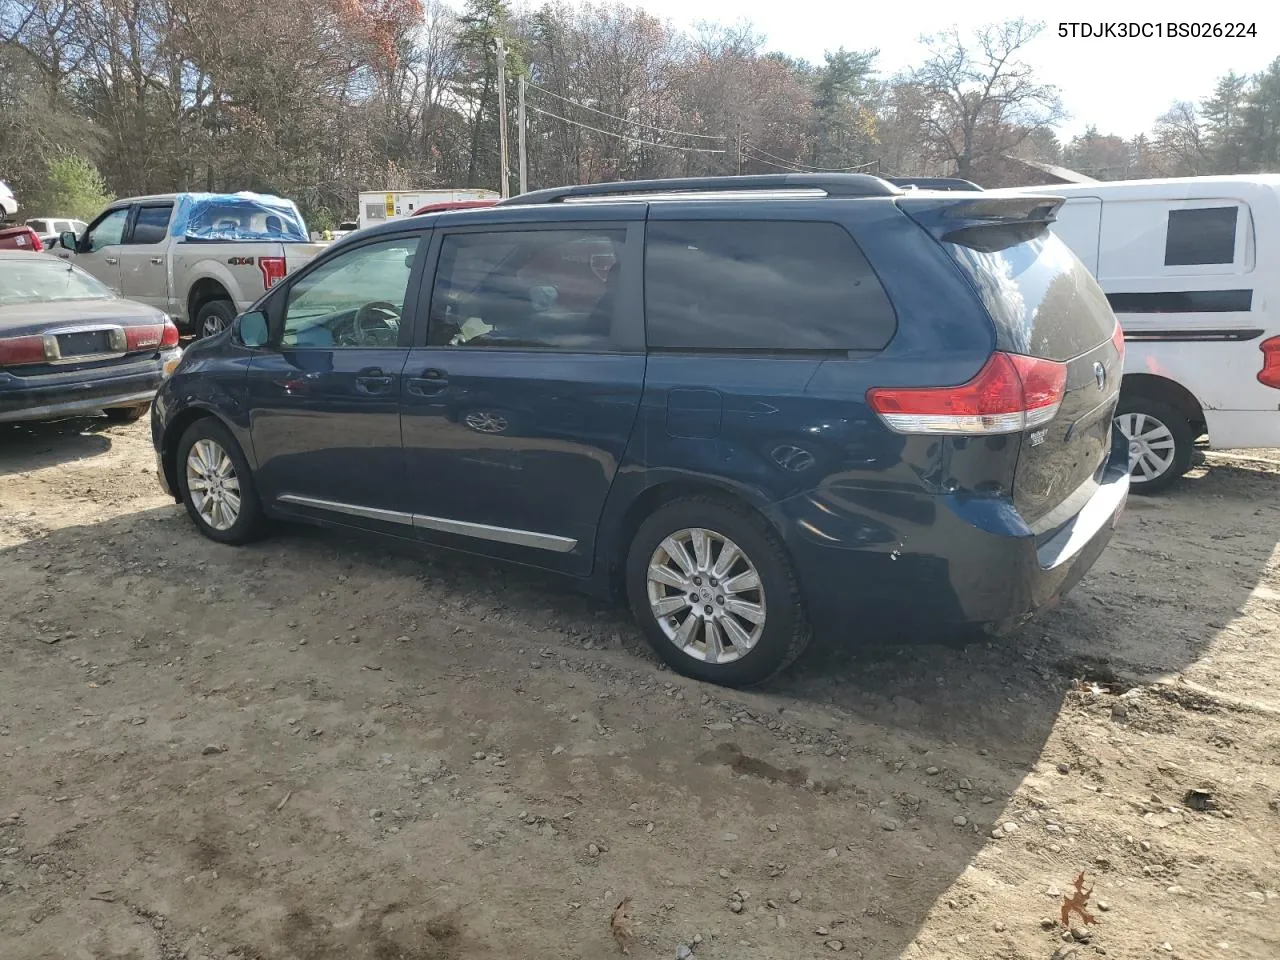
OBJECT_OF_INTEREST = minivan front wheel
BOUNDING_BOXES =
[626,497,810,686]
[176,418,266,544]
[1114,396,1194,494]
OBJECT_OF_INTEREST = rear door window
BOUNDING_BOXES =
[643,220,896,351]
[128,204,173,244]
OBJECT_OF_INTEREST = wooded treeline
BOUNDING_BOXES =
[2,0,1279,227]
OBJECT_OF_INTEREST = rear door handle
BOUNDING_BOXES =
[105,257,119,264]
[406,368,448,396]
[150,257,164,265]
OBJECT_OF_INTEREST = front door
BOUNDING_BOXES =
[71,206,130,290]
[118,201,174,312]
[245,234,426,530]
[401,222,645,575]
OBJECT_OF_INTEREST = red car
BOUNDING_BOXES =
[410,199,500,217]
[0,224,44,252]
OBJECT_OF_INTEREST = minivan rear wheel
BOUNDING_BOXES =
[626,497,810,686]
[1114,396,1194,494]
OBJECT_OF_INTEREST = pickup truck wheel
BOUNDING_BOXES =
[196,300,235,339]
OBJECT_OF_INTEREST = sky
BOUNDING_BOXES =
[626,0,1280,140]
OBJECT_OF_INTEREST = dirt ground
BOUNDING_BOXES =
[2,417,1279,960]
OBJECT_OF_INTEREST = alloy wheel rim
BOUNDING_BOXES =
[186,438,241,530]
[202,315,226,337]
[1115,412,1177,483]
[646,527,766,665]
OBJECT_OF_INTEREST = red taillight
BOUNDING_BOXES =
[160,318,180,348]
[867,352,1068,435]
[29,230,44,252]
[1111,321,1125,369]
[123,318,180,352]
[0,335,49,366]
[1260,336,1280,389]
[125,324,165,351]
[259,256,286,289]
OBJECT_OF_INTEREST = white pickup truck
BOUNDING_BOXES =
[55,192,325,337]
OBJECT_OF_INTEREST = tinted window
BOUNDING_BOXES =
[643,220,896,351]
[1165,206,1238,266]
[85,208,129,251]
[283,238,420,349]
[129,204,173,244]
[428,229,625,351]
[28,219,50,233]
[944,229,1115,362]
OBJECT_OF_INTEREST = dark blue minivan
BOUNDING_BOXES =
[151,174,1129,686]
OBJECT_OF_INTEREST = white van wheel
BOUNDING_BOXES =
[1114,396,1194,494]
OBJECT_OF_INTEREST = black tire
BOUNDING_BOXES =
[195,299,236,339]
[104,403,149,423]
[625,496,811,687]
[175,417,266,544]
[1114,395,1195,495]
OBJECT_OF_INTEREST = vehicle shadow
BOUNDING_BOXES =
[1,457,1275,959]
[0,416,114,476]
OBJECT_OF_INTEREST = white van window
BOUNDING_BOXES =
[1165,207,1238,266]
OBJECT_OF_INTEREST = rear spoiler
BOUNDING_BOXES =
[897,195,1065,250]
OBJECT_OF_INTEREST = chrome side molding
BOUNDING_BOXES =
[276,493,577,553]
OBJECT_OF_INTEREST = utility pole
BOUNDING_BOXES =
[495,37,511,198]
[517,76,528,195]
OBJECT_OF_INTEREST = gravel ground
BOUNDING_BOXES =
[1,416,1278,960]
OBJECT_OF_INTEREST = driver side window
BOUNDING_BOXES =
[85,208,129,252]
[282,238,421,349]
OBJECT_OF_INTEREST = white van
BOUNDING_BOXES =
[999,176,1280,491]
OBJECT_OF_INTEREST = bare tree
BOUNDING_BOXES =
[899,18,1064,180]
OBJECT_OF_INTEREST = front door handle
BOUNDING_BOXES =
[406,368,448,396]
[105,257,119,265]
[355,367,394,395]
[150,257,164,265]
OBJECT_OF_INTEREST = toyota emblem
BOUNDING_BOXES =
[1093,361,1107,390]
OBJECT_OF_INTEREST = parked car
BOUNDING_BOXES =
[0,179,17,219]
[26,216,87,248]
[0,251,182,424]
[151,173,1128,687]
[54,192,326,339]
[0,224,44,252]
[996,176,1280,491]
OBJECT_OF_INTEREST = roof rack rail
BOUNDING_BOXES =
[497,173,902,206]
[886,177,983,192]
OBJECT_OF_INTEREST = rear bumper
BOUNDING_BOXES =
[0,359,169,424]
[782,449,1130,639]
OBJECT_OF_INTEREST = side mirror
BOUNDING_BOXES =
[236,310,270,348]
[59,231,77,251]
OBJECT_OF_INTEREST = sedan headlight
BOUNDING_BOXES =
[161,346,183,378]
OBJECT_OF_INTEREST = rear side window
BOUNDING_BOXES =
[129,204,173,244]
[644,220,896,351]
[1165,206,1237,265]
[945,229,1115,362]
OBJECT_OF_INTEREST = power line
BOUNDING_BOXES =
[524,80,725,142]
[746,145,881,173]
[526,104,727,154]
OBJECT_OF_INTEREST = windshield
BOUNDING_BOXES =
[0,258,113,305]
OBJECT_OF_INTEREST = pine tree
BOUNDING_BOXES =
[1201,71,1250,173]
[1240,58,1280,172]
